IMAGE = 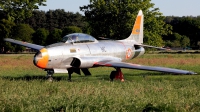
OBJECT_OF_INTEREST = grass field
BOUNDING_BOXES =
[0,54,200,112]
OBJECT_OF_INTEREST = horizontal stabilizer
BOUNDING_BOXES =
[98,37,110,40]
[134,44,167,50]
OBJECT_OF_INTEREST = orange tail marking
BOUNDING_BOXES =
[131,15,142,35]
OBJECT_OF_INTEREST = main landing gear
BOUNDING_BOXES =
[46,68,124,82]
[110,68,124,82]
[67,69,73,82]
[67,68,91,81]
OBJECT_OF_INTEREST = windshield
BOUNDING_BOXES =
[62,33,96,43]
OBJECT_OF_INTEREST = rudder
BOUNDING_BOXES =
[125,10,143,44]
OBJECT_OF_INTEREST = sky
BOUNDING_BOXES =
[39,0,200,17]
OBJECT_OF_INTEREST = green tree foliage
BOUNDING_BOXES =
[0,19,15,39]
[166,17,200,48]
[164,33,190,48]
[0,19,16,53]
[32,28,49,46]
[46,28,62,45]
[0,9,87,51]
[12,24,34,41]
[11,24,35,52]
[62,26,83,37]
[25,10,47,30]
[0,10,7,20]
[181,35,190,48]
[0,0,46,22]
[45,10,85,31]
[80,0,172,46]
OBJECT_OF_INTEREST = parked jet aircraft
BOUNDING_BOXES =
[4,10,196,81]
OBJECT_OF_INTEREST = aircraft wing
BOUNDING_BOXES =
[94,61,196,75]
[4,38,44,50]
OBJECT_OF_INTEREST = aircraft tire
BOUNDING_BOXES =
[47,77,53,82]
[110,71,117,81]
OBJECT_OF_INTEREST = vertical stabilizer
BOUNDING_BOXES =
[125,10,143,44]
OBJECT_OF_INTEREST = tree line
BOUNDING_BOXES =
[0,9,86,52]
[0,0,200,53]
[164,16,200,49]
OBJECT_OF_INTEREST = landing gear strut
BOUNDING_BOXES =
[67,68,91,81]
[67,68,74,82]
[110,68,124,82]
[46,69,54,81]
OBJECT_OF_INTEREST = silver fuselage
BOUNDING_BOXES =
[35,40,145,70]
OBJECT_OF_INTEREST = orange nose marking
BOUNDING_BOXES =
[37,48,49,68]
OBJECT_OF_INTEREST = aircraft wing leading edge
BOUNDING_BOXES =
[94,61,196,75]
[4,38,44,50]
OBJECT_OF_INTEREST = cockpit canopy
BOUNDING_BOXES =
[62,33,97,43]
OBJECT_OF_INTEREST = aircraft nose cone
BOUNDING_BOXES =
[33,48,49,69]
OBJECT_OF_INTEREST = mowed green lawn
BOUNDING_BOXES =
[0,54,200,112]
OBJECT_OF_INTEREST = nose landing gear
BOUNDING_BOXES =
[46,69,54,82]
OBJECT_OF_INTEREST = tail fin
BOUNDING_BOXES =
[125,10,143,44]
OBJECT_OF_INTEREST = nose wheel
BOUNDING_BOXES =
[46,69,54,82]
[110,68,124,82]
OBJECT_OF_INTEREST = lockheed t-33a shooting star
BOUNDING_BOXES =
[4,10,196,81]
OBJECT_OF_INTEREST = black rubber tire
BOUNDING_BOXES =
[110,71,117,81]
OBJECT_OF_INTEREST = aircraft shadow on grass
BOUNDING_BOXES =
[1,74,109,81]
[0,72,183,82]
[1,75,65,81]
